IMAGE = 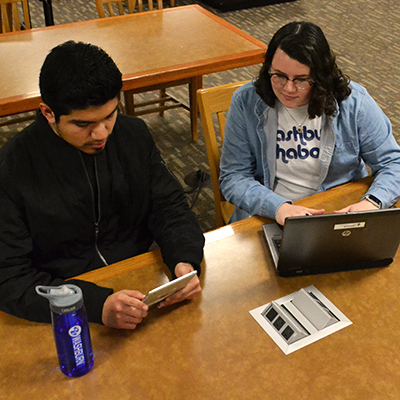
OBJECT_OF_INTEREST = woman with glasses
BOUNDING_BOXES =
[219,21,400,225]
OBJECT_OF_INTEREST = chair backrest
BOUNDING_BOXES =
[0,0,30,33]
[95,0,163,18]
[197,80,250,227]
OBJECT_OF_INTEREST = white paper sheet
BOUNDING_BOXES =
[249,285,352,355]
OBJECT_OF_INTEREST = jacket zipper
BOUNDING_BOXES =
[80,153,109,266]
[94,222,108,266]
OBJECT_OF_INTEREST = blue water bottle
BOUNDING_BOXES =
[36,284,94,377]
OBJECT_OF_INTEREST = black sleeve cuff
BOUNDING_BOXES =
[67,279,114,324]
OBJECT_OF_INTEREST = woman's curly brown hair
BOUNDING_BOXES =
[254,21,351,118]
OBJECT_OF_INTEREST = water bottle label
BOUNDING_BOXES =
[68,325,86,367]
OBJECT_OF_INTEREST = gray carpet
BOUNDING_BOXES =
[1,0,400,231]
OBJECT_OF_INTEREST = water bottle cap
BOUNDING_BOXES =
[36,284,84,314]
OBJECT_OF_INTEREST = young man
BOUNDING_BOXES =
[0,41,205,330]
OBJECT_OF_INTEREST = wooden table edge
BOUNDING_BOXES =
[74,177,376,284]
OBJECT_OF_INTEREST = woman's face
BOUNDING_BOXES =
[270,48,313,108]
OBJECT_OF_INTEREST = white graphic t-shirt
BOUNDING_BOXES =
[273,102,322,201]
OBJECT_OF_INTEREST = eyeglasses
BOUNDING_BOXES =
[269,72,314,91]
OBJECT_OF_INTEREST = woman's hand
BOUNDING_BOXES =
[276,202,325,226]
[334,199,379,213]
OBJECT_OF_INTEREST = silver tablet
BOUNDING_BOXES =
[143,270,198,306]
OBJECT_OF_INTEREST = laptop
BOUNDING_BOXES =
[262,208,400,277]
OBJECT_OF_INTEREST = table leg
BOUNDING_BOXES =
[189,76,202,141]
[124,91,134,115]
[41,0,54,26]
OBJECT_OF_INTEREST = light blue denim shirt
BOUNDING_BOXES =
[219,80,400,222]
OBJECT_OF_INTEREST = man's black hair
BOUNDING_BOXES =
[39,41,123,121]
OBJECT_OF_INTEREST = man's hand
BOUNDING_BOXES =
[276,202,325,226]
[157,263,202,308]
[334,199,379,213]
[102,290,149,330]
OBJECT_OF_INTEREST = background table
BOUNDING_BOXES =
[1,177,399,399]
[0,5,267,139]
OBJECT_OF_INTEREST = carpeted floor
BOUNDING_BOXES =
[1,0,400,231]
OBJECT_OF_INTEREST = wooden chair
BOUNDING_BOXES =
[0,0,30,33]
[95,0,168,16]
[95,0,196,137]
[197,81,249,227]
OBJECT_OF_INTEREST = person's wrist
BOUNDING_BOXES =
[175,262,194,277]
[276,202,291,224]
[362,194,382,209]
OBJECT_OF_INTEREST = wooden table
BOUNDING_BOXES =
[0,5,267,140]
[2,177,400,399]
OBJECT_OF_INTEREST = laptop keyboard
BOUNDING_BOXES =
[273,237,282,252]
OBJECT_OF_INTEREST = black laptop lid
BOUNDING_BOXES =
[277,208,400,276]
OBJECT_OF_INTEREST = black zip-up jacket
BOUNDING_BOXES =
[0,112,204,323]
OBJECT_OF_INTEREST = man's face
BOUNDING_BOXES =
[40,98,119,155]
